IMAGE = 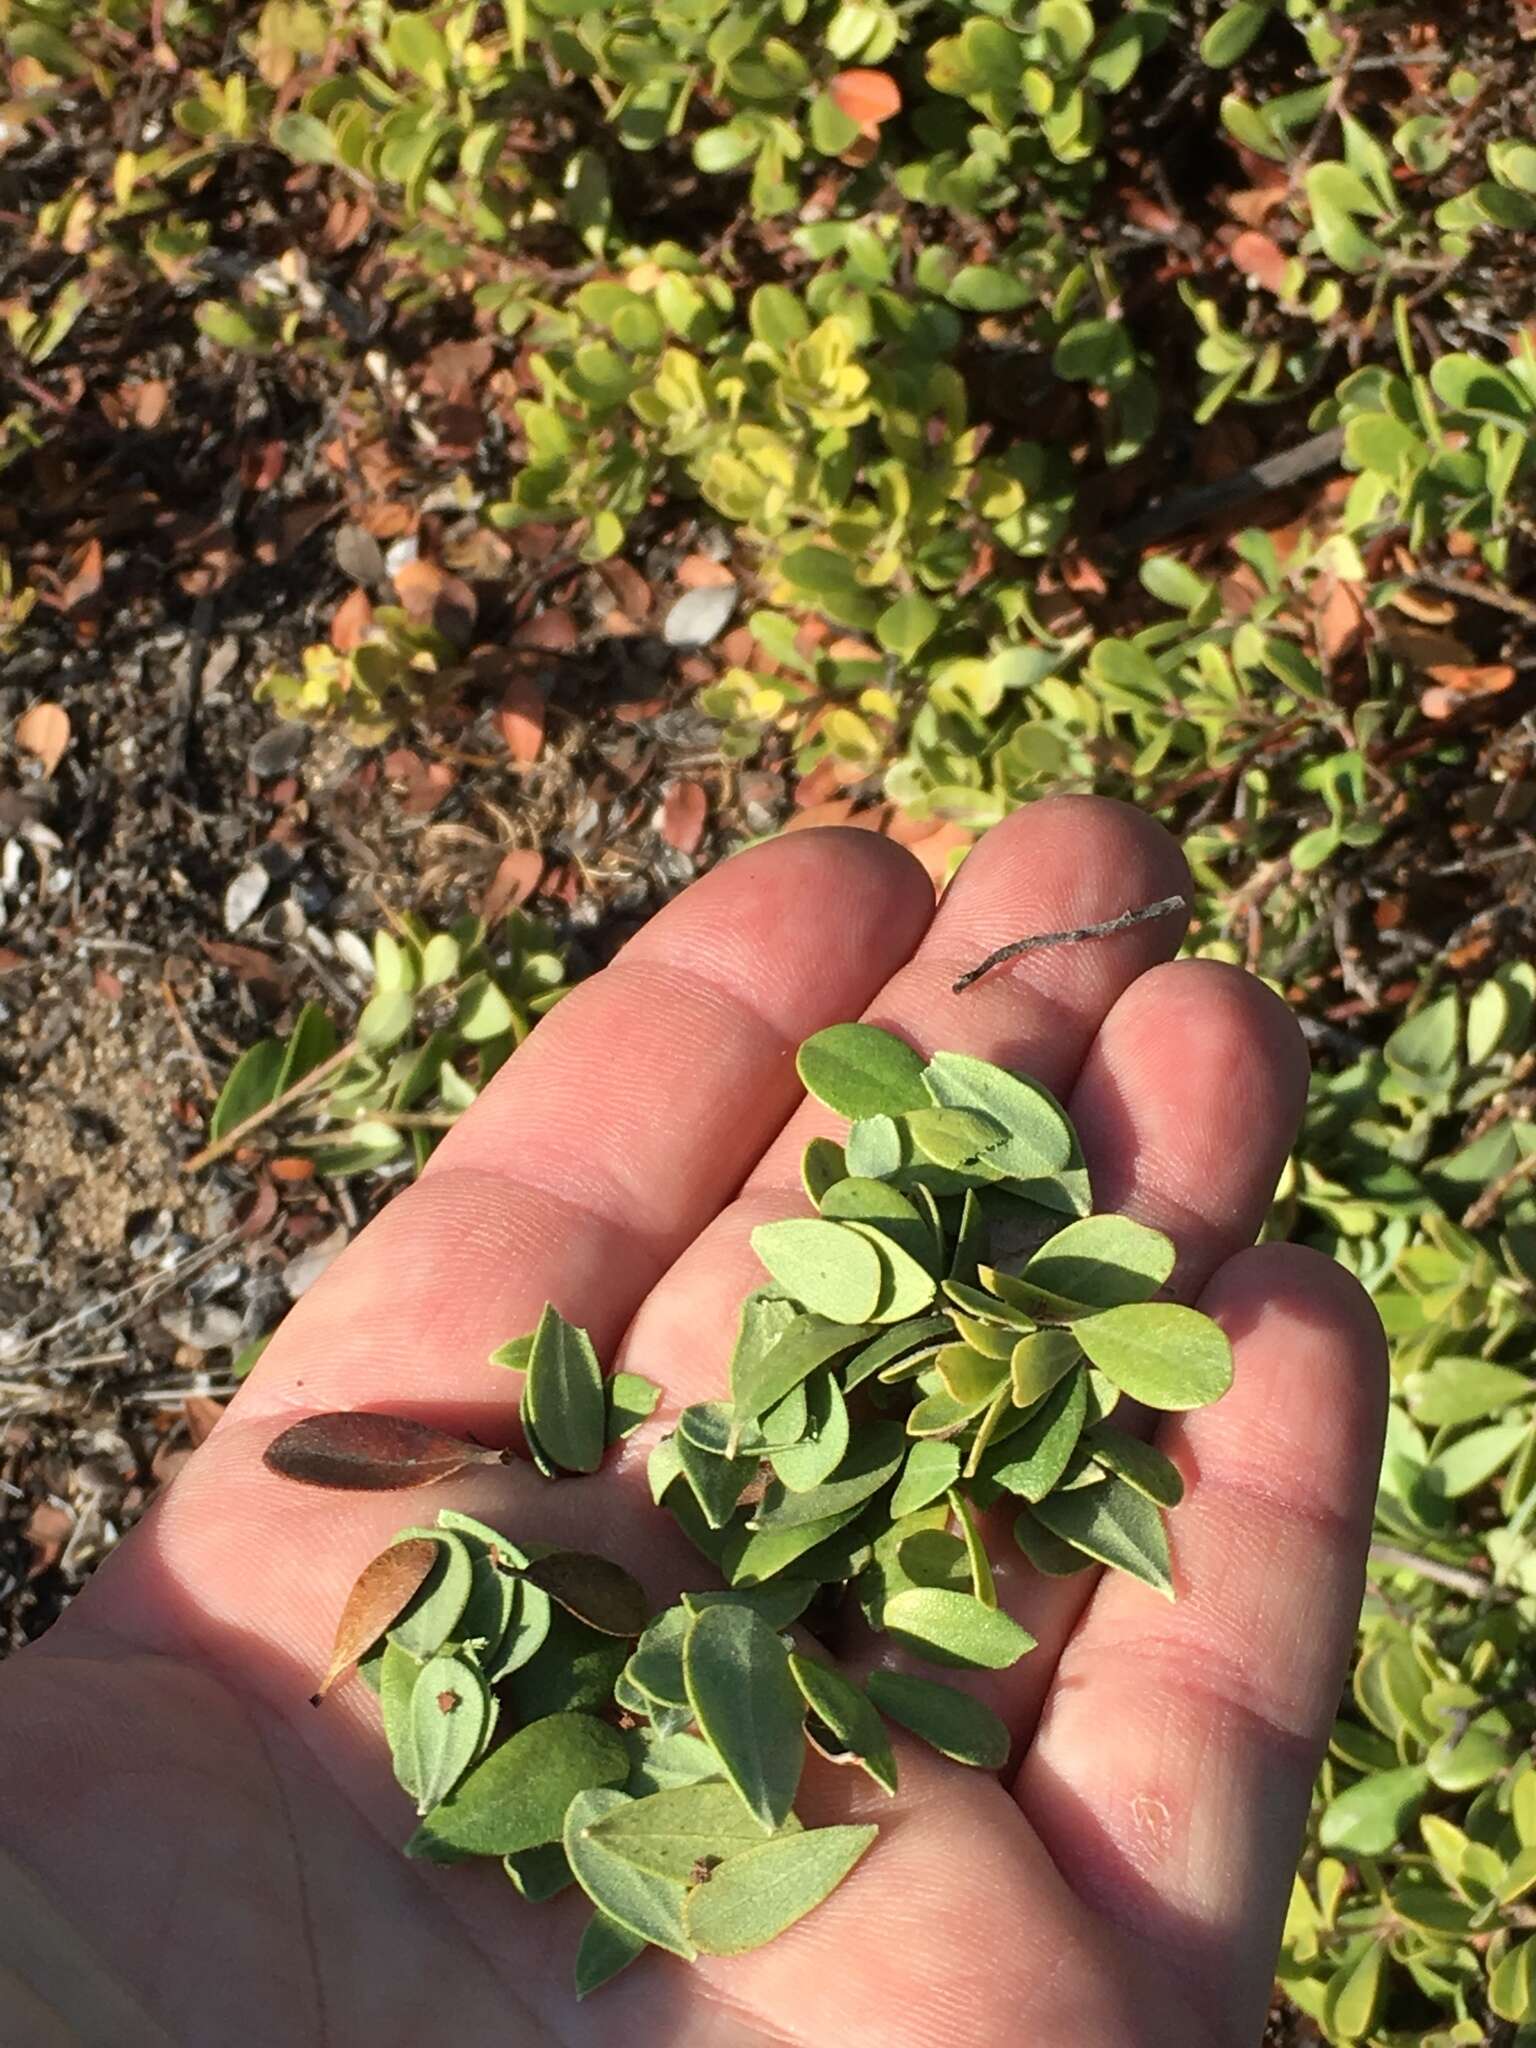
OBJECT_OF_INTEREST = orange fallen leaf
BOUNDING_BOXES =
[660,779,708,854]
[1316,578,1367,664]
[829,68,901,136]
[1230,230,1289,293]
[513,606,578,651]
[329,587,373,652]
[676,554,736,591]
[495,678,546,765]
[270,1157,317,1183]
[1420,663,1517,720]
[481,847,543,922]
[14,701,71,776]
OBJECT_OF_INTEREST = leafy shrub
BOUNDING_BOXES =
[207,910,569,1176]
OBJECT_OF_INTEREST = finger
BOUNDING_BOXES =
[1015,1246,1387,2044]
[977,956,1310,1735]
[80,830,934,1659]
[616,795,1195,1432]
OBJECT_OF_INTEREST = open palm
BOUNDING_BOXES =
[0,800,1385,2048]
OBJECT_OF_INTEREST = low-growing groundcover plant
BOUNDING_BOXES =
[267,1024,1235,1995]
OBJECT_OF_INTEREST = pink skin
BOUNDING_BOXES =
[0,800,1385,2048]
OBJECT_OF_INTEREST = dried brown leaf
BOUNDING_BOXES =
[14,702,71,776]
[1230,230,1289,293]
[329,587,374,653]
[480,847,543,922]
[314,1538,439,1700]
[660,779,708,853]
[495,678,546,764]
[263,1412,509,1492]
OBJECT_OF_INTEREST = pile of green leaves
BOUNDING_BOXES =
[280,1028,1233,1997]
[648,1023,1230,1609]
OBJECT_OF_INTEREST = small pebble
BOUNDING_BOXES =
[663,582,737,649]
[223,862,270,934]
[249,725,310,778]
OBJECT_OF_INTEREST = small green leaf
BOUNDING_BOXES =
[1012,1509,1096,1576]
[802,1136,847,1204]
[750,1219,886,1324]
[921,1053,1072,1180]
[905,1107,1007,1173]
[607,1371,662,1442]
[585,1780,777,1879]
[845,1114,904,1179]
[574,1911,646,1999]
[789,1655,898,1795]
[1074,1303,1233,1410]
[1322,1937,1387,2041]
[819,1178,935,1272]
[682,1825,878,1955]
[564,1788,697,1959]
[1010,1327,1083,1408]
[1319,1764,1431,1856]
[1033,1477,1173,1596]
[890,1439,962,1518]
[488,1334,534,1373]
[733,1309,874,1425]
[1489,1934,1536,2024]
[208,1039,285,1143]
[750,1422,905,1531]
[1052,318,1136,388]
[853,1226,939,1322]
[526,1304,607,1474]
[683,1605,805,1830]
[768,1372,850,1493]
[502,1842,573,1901]
[882,1587,1036,1670]
[411,1713,628,1858]
[876,594,941,658]
[358,988,416,1052]
[379,1640,425,1800]
[866,1670,1010,1769]
[796,1023,929,1121]
[1199,1,1269,67]
[1083,1424,1184,1507]
[1023,1216,1176,1309]
[988,1370,1088,1501]
[410,1654,491,1814]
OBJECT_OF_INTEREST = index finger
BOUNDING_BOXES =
[81,830,934,1662]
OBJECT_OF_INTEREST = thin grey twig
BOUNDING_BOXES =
[1368,1541,1508,1602]
[954,895,1189,994]
[1108,428,1346,552]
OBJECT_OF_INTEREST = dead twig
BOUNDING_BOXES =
[1106,428,1345,553]
[954,895,1189,994]
[1463,1147,1536,1231]
[1368,1541,1510,1603]
[181,1040,359,1173]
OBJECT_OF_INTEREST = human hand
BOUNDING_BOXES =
[0,800,1386,2048]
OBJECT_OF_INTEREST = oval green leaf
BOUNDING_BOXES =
[682,1824,878,1956]
[796,1023,929,1121]
[682,1605,805,1831]
[412,1712,628,1858]
[1074,1302,1233,1410]
[865,1670,1010,1770]
[882,1587,1037,1670]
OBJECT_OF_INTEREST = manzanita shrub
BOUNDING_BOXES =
[268,1027,1233,1995]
